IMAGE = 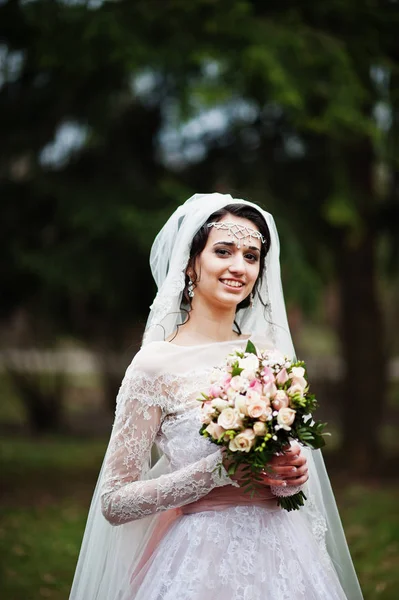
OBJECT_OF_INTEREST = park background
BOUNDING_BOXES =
[1,0,399,598]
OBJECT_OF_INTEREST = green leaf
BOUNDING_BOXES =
[245,339,257,355]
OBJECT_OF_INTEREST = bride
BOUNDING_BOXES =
[70,193,363,599]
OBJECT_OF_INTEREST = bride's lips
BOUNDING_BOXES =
[219,278,245,292]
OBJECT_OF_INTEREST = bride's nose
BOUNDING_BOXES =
[228,253,246,275]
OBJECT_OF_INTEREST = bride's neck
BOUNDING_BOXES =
[178,302,238,343]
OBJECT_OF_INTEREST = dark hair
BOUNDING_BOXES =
[183,204,271,314]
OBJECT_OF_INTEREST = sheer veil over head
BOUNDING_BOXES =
[70,193,363,599]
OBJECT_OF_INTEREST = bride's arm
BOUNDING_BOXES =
[100,373,233,526]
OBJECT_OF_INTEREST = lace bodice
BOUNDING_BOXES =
[101,339,265,525]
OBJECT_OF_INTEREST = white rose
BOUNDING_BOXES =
[277,407,296,430]
[205,422,226,440]
[246,389,260,403]
[239,354,259,372]
[230,375,245,391]
[211,398,230,411]
[235,394,249,416]
[253,421,267,436]
[228,428,256,452]
[226,387,238,403]
[210,369,222,384]
[201,403,216,424]
[218,407,242,430]
[290,366,305,379]
[287,383,305,398]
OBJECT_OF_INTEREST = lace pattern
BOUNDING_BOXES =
[101,366,233,525]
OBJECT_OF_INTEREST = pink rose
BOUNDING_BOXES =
[209,384,222,398]
[276,367,289,385]
[249,379,263,393]
[205,422,226,440]
[261,366,275,384]
[277,407,296,430]
[263,381,277,398]
[221,374,232,389]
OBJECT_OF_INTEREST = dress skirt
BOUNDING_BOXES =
[131,505,347,600]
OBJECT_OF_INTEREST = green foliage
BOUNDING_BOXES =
[2,436,399,599]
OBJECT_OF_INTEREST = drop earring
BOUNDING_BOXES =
[249,292,254,308]
[188,278,195,298]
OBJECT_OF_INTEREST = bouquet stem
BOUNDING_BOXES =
[276,491,307,512]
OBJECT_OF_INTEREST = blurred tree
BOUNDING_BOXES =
[0,0,398,461]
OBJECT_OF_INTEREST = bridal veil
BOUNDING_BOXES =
[70,193,363,599]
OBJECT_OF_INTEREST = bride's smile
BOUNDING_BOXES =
[190,214,262,311]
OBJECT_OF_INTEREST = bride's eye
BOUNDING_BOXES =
[215,248,231,257]
[244,253,259,262]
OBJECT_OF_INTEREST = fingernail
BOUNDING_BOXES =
[282,482,287,487]
[291,467,297,472]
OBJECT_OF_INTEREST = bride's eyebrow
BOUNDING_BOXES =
[212,241,260,253]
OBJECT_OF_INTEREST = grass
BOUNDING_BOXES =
[1,437,399,599]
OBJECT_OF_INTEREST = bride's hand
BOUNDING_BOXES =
[260,442,309,488]
[223,442,309,488]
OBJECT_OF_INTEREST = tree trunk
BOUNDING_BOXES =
[336,230,387,472]
[7,369,65,434]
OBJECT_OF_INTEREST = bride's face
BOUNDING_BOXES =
[192,214,262,309]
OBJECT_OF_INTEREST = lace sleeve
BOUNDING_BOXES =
[100,368,232,526]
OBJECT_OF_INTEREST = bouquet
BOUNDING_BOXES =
[199,340,328,511]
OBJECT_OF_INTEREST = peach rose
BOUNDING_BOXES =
[258,404,273,422]
[247,398,267,419]
[229,428,256,452]
[218,407,242,430]
[205,422,226,440]
[272,390,289,410]
[253,421,267,436]
[277,407,296,431]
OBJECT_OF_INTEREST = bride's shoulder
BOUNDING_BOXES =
[127,341,174,377]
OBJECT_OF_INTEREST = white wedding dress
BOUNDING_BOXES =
[99,337,348,600]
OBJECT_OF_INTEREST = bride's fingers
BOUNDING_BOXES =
[259,471,288,487]
[290,472,309,486]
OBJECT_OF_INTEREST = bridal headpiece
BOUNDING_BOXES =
[207,221,266,248]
